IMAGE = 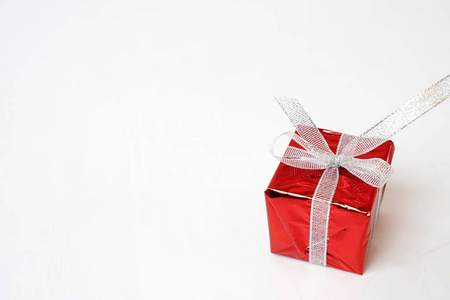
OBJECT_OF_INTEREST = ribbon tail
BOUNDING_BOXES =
[309,167,339,266]
[275,97,333,155]
[341,75,450,157]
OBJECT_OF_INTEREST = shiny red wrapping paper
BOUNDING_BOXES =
[265,128,395,274]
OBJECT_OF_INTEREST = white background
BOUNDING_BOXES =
[1,0,450,299]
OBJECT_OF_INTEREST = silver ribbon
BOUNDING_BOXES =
[271,75,450,266]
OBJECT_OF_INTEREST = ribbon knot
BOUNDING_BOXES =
[328,154,342,169]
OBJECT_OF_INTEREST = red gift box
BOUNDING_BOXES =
[265,128,395,274]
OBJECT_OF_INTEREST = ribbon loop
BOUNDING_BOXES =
[342,157,393,188]
[270,131,332,170]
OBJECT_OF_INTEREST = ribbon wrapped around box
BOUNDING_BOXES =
[265,75,450,274]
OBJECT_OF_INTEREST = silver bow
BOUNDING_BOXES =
[271,75,450,266]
